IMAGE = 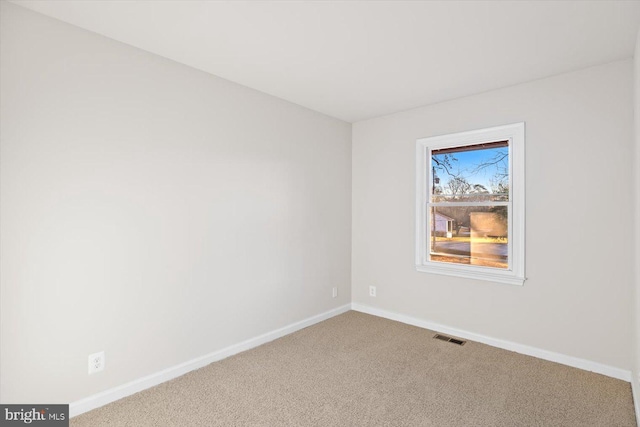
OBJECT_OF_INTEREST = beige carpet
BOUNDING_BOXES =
[71,311,636,426]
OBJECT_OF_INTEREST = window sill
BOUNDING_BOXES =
[416,264,525,286]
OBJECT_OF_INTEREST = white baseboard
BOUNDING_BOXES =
[70,303,632,418]
[351,303,631,382]
[631,372,640,426]
[69,304,351,418]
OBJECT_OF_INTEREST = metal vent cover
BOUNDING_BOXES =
[433,334,466,346]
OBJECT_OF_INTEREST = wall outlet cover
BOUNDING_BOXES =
[88,351,105,374]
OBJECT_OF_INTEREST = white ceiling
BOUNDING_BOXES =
[11,1,640,123]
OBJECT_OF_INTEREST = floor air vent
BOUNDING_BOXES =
[433,334,466,346]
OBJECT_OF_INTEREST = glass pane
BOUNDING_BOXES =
[431,142,509,203]
[429,205,508,269]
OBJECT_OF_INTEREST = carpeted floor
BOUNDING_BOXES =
[71,311,636,426]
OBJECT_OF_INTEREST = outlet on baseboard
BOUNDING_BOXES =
[369,286,377,297]
[88,351,105,374]
[332,287,338,298]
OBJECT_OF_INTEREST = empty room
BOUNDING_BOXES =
[2,1,640,426]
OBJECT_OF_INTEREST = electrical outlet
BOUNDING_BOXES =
[88,351,105,374]
[369,286,377,297]
[332,287,338,298]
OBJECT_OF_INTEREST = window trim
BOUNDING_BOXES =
[415,122,526,286]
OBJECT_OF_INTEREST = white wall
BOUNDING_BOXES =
[352,59,634,370]
[634,29,640,396]
[0,2,351,403]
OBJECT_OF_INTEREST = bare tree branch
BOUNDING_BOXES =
[432,154,460,178]
[471,151,508,178]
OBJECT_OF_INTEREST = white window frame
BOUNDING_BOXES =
[415,122,525,286]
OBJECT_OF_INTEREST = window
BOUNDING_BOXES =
[415,123,525,285]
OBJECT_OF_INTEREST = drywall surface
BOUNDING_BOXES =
[634,29,640,386]
[352,59,634,370]
[0,2,351,403]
